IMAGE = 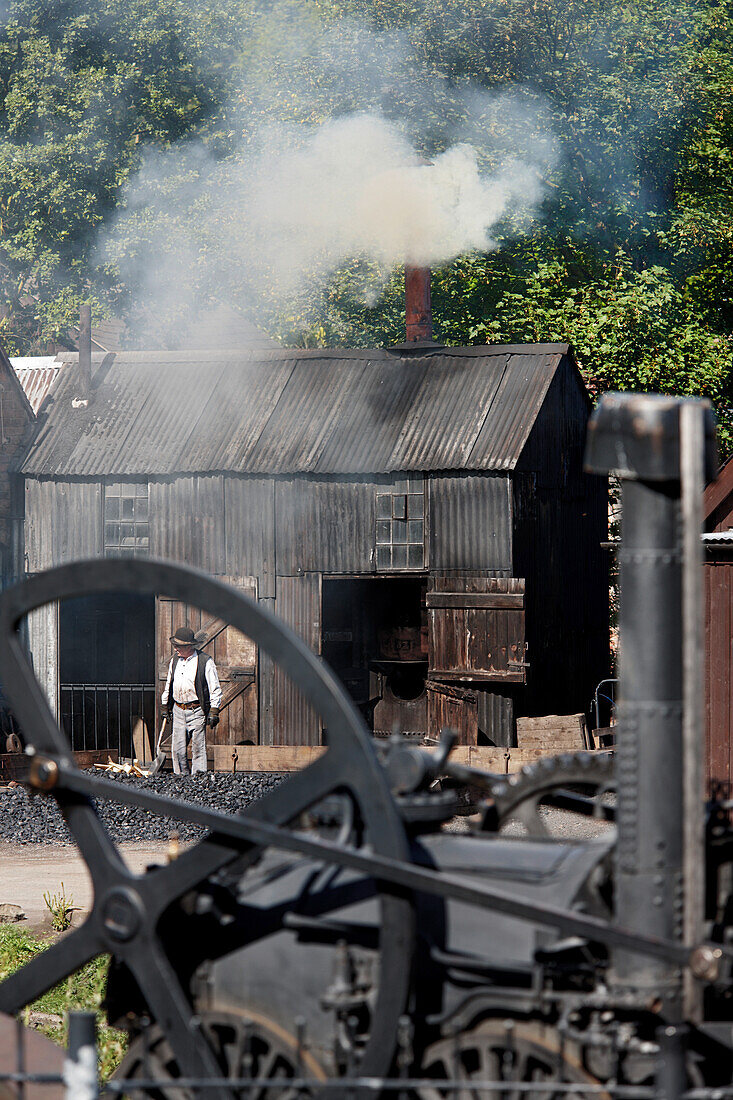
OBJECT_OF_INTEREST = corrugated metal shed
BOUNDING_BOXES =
[21,344,570,477]
[11,357,62,415]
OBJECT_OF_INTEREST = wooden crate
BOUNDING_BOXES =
[516,713,589,753]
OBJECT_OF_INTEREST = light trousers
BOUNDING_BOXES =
[171,704,207,774]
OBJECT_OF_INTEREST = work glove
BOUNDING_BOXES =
[161,707,172,721]
[207,707,220,729]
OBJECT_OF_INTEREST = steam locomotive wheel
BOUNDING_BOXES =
[489,752,615,838]
[0,560,413,1098]
[117,1011,327,1099]
[416,1020,608,1100]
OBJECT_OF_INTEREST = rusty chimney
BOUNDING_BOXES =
[405,266,433,343]
[78,303,92,401]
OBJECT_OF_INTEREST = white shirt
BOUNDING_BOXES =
[162,651,222,709]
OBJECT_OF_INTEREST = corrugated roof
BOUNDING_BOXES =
[21,343,572,477]
[12,357,63,414]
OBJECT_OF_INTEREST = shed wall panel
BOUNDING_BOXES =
[225,477,276,598]
[26,601,59,718]
[706,560,732,797]
[276,478,376,575]
[428,474,511,573]
[25,479,102,571]
[273,574,321,745]
[513,359,608,719]
[149,476,225,573]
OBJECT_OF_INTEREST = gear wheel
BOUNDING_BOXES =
[486,752,615,838]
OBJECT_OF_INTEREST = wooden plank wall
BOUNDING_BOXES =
[427,576,525,681]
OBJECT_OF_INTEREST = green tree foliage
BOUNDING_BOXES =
[0,0,729,446]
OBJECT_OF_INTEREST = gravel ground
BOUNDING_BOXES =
[0,770,614,846]
[0,770,284,845]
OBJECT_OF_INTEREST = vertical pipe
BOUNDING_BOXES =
[405,266,433,343]
[680,403,705,1022]
[615,475,683,1011]
[78,304,91,400]
[585,393,716,1018]
[65,1011,97,1100]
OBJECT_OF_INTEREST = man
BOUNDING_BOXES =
[161,626,222,775]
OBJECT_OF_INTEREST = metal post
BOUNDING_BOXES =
[64,1011,98,1100]
[585,394,716,1017]
[655,1024,687,1100]
[680,403,707,1022]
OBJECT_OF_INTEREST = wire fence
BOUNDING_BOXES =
[0,1011,727,1100]
[60,684,156,759]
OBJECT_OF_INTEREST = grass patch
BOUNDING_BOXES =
[0,924,127,1079]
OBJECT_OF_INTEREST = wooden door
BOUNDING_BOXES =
[427,576,526,683]
[157,576,258,746]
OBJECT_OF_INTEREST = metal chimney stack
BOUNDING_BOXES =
[405,266,433,343]
[585,393,717,1019]
[78,303,92,401]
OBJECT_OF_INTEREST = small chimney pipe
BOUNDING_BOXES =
[78,303,92,399]
[405,266,433,343]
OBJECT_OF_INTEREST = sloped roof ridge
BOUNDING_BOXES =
[21,344,572,477]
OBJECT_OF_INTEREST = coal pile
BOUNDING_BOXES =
[0,771,284,845]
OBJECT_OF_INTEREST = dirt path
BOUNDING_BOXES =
[0,842,176,930]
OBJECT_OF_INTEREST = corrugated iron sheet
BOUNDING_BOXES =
[149,476,226,573]
[428,474,512,573]
[275,477,378,575]
[21,345,566,477]
[12,358,63,414]
[25,479,102,570]
[224,477,276,597]
[272,573,322,745]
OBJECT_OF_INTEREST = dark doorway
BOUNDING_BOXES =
[321,577,428,737]
[59,592,155,757]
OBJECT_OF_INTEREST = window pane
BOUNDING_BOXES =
[106,483,120,496]
[393,478,408,493]
[392,519,407,542]
[376,494,391,519]
[121,497,134,519]
[135,498,148,520]
[104,496,119,520]
[136,483,148,497]
[392,495,407,520]
[407,494,423,519]
[377,546,391,569]
[392,544,408,569]
[376,520,391,544]
[120,523,135,543]
[105,523,120,545]
[408,544,424,569]
[408,520,423,544]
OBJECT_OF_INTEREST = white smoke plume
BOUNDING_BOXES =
[245,113,543,276]
[96,7,557,341]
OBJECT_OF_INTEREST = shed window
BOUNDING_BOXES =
[376,477,425,570]
[104,482,149,557]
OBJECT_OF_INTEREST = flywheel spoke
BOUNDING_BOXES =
[125,939,235,1100]
[0,924,102,1015]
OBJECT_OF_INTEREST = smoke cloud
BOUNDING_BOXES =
[95,6,557,342]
